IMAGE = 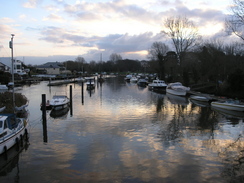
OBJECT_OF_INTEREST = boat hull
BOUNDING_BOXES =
[52,103,69,111]
[211,102,244,111]
[166,88,187,96]
[0,121,28,155]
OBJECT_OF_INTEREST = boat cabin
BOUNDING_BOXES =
[0,114,20,134]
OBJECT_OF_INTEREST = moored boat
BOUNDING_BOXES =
[0,113,28,155]
[211,100,244,112]
[49,95,70,110]
[166,82,190,96]
[124,75,132,82]
[148,79,167,90]
[137,78,147,87]
[86,78,95,90]
[130,76,138,83]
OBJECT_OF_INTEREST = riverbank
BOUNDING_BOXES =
[0,92,28,113]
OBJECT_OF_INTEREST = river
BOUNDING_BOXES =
[0,76,243,183]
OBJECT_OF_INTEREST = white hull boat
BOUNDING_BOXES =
[50,95,70,110]
[86,79,95,90]
[148,80,167,90]
[0,114,28,154]
[189,95,210,102]
[130,77,138,83]
[211,106,244,119]
[166,82,190,96]
[211,100,244,112]
[124,75,132,82]
[137,79,147,87]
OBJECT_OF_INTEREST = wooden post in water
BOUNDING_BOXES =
[42,94,48,143]
[81,81,84,104]
[70,85,73,116]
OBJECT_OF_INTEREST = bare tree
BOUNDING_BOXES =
[162,16,200,65]
[109,53,122,62]
[148,42,169,79]
[225,0,244,41]
[148,42,169,61]
[75,56,86,72]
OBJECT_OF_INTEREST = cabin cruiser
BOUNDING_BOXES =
[166,82,190,96]
[50,95,70,110]
[148,79,167,90]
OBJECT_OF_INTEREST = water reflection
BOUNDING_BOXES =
[0,76,243,182]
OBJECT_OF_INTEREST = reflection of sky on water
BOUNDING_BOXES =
[3,77,242,182]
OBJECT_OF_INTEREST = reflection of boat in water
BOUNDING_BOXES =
[50,107,69,119]
[211,106,244,119]
[166,93,189,105]
[0,135,29,176]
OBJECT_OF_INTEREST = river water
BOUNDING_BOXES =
[0,76,243,183]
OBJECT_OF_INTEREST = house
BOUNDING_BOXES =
[36,62,66,75]
[0,57,26,75]
[0,62,10,72]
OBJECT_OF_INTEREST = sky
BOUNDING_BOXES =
[0,0,239,65]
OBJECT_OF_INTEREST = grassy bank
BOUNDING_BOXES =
[0,92,28,113]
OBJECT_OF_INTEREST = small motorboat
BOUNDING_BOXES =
[50,95,70,111]
[130,76,138,83]
[124,75,132,82]
[211,100,244,112]
[86,78,95,90]
[166,82,190,96]
[148,79,167,90]
[0,85,8,92]
[189,95,210,102]
[137,78,147,87]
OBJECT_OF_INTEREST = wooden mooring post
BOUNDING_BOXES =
[42,94,48,143]
[70,85,73,116]
[81,81,84,104]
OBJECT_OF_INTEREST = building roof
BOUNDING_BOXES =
[36,62,64,69]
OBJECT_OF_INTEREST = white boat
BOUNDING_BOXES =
[86,78,95,90]
[0,36,29,155]
[211,106,244,119]
[166,82,190,96]
[148,79,167,90]
[0,85,8,92]
[130,76,138,83]
[211,100,244,112]
[137,78,147,87]
[76,77,85,83]
[49,95,70,110]
[189,95,211,102]
[0,113,28,155]
[124,75,132,82]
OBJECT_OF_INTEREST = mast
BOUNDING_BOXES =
[9,34,15,112]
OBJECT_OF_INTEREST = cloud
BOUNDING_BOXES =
[23,0,43,8]
[43,13,64,22]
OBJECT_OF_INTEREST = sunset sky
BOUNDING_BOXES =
[0,0,239,65]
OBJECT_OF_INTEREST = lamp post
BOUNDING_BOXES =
[10,34,15,112]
